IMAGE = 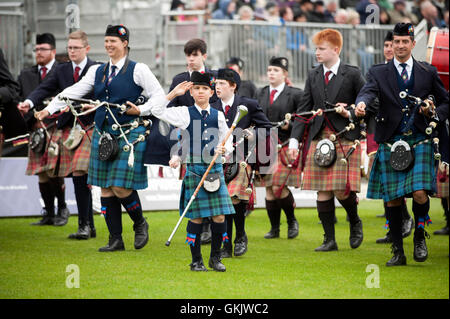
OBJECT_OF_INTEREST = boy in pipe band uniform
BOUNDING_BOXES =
[152,72,235,272]
[288,29,366,252]
[355,23,449,266]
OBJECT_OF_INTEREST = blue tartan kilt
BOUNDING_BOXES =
[87,125,148,190]
[180,162,235,219]
[367,133,437,202]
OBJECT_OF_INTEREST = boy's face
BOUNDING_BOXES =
[383,40,394,61]
[267,65,286,86]
[315,40,339,64]
[190,84,214,106]
[186,50,207,71]
[215,79,236,101]
[67,38,90,65]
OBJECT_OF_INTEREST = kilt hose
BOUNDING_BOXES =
[180,162,235,220]
[302,127,361,192]
[26,125,61,176]
[88,125,148,190]
[49,126,93,177]
[253,144,302,189]
[367,133,437,203]
[226,163,253,201]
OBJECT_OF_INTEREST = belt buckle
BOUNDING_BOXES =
[403,130,412,136]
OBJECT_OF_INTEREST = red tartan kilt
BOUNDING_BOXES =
[436,164,449,198]
[227,163,253,201]
[26,125,61,176]
[54,127,93,177]
[302,127,361,192]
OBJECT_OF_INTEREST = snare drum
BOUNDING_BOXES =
[427,27,449,91]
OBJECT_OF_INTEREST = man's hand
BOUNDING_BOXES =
[125,101,141,116]
[287,148,299,161]
[215,145,226,155]
[34,109,50,121]
[17,101,31,116]
[335,102,350,118]
[355,102,366,117]
[420,99,435,118]
[169,155,181,169]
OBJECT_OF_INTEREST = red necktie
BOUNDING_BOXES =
[40,66,47,80]
[270,89,277,105]
[73,66,81,82]
[324,70,332,85]
[225,105,231,115]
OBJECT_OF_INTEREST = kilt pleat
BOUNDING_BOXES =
[26,125,60,176]
[226,163,252,201]
[87,126,148,190]
[180,163,235,219]
[367,133,437,202]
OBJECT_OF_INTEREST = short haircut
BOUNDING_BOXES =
[312,28,343,52]
[69,30,89,47]
[184,38,207,55]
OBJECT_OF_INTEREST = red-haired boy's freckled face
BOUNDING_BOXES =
[315,41,339,64]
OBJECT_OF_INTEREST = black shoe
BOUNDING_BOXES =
[376,233,393,244]
[190,258,208,272]
[315,236,338,252]
[413,230,429,262]
[133,218,149,250]
[90,227,97,238]
[220,247,232,258]
[200,229,212,245]
[234,235,248,257]
[386,246,407,266]
[401,217,414,238]
[433,226,449,235]
[349,220,363,249]
[264,228,279,239]
[209,256,226,272]
[30,210,54,226]
[68,224,90,240]
[287,219,299,239]
[54,207,70,226]
[98,237,125,252]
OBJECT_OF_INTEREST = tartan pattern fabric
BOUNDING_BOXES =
[226,163,252,201]
[435,163,448,199]
[25,125,61,176]
[87,125,148,190]
[180,163,235,219]
[302,127,361,192]
[54,127,93,177]
[367,133,437,202]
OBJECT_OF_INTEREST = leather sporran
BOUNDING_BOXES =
[98,132,119,161]
[29,128,46,154]
[390,140,414,172]
[203,173,221,193]
[223,162,239,183]
[314,139,336,167]
[63,124,85,150]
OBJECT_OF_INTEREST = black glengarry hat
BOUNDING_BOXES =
[36,33,56,47]
[191,71,215,89]
[393,22,414,39]
[384,30,393,43]
[105,24,130,42]
[226,57,244,70]
[217,68,241,90]
[269,56,289,71]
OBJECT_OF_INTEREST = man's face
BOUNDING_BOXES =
[315,41,339,64]
[67,38,89,64]
[267,66,286,86]
[215,79,236,100]
[383,40,394,61]
[186,50,206,71]
[190,84,213,105]
[34,43,55,66]
[392,35,415,61]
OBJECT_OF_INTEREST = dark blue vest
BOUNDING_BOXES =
[395,66,416,134]
[185,106,219,164]
[93,60,142,131]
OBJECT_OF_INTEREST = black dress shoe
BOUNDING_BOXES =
[386,245,407,266]
[315,236,338,252]
[190,259,208,272]
[220,247,232,258]
[133,218,149,249]
[98,237,125,252]
[209,256,226,272]
[376,233,392,244]
[54,207,70,226]
[401,217,414,238]
[413,230,429,262]
[30,210,55,226]
[200,229,212,244]
[287,219,299,239]
[90,227,97,238]
[68,224,90,240]
[234,235,248,257]
[264,228,279,239]
[349,220,363,249]
[433,225,449,235]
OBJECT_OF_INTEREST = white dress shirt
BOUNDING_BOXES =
[269,82,285,103]
[72,56,88,74]
[323,58,341,82]
[46,56,166,116]
[221,95,235,113]
[393,56,413,79]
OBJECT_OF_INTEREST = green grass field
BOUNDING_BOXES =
[0,198,448,299]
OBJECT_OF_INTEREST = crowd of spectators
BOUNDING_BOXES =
[170,0,449,30]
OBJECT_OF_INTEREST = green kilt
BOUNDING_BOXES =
[180,163,235,219]
[367,132,437,202]
[87,124,148,190]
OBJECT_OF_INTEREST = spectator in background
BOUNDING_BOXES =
[421,0,447,30]
[265,1,280,22]
[237,4,254,20]
[334,8,349,24]
[308,0,327,22]
[294,9,308,22]
[279,5,295,23]
[339,0,359,9]
[299,0,314,21]
[212,0,237,19]
[389,0,419,25]
[324,1,338,22]
[346,8,361,25]
[379,7,392,24]
[356,0,379,24]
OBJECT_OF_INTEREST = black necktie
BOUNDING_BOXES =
[201,110,208,120]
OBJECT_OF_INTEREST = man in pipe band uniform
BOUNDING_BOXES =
[288,29,365,252]
[365,31,414,244]
[225,57,258,99]
[211,68,272,258]
[41,25,167,252]
[152,72,235,272]
[256,56,303,240]
[355,23,449,266]
[31,31,99,239]
[17,33,70,226]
